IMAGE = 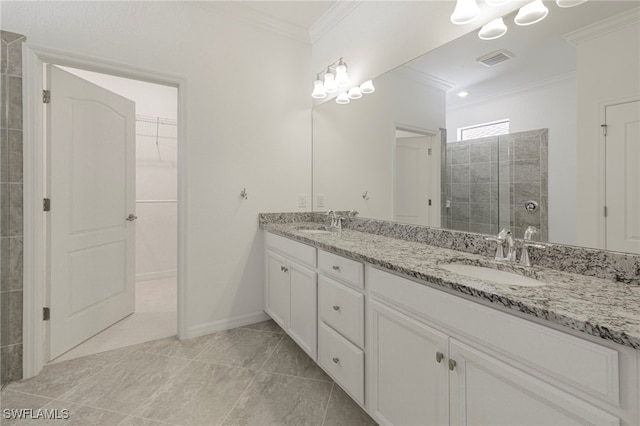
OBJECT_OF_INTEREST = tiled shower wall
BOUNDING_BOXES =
[1,30,25,385]
[444,129,548,241]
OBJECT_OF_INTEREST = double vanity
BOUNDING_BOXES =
[260,213,640,426]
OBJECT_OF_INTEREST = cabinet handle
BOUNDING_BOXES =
[448,359,457,371]
[281,266,288,273]
[436,352,444,363]
[332,357,340,364]
[332,265,340,271]
[333,305,340,311]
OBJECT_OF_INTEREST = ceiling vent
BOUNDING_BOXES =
[476,49,514,67]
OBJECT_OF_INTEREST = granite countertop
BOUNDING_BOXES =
[261,222,640,350]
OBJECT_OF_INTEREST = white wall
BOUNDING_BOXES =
[2,1,312,337]
[62,68,178,281]
[313,68,445,219]
[446,75,578,245]
[574,17,640,249]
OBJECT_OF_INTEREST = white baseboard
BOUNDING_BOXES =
[136,270,177,282]
[183,310,270,339]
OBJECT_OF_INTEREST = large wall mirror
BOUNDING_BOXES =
[312,1,640,254]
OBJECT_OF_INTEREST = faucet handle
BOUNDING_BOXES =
[348,209,359,217]
[524,226,538,241]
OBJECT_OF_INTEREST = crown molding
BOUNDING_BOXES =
[309,1,362,45]
[394,65,456,92]
[188,1,310,44]
[447,71,576,111]
[563,7,640,46]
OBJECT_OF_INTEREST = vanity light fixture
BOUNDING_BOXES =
[479,17,508,40]
[514,0,549,26]
[484,0,511,5]
[556,0,587,7]
[311,75,327,99]
[323,70,338,94]
[348,87,362,99]
[450,0,480,24]
[336,92,351,104]
[335,58,350,88]
[360,80,375,94]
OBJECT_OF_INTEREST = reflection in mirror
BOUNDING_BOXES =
[312,1,640,254]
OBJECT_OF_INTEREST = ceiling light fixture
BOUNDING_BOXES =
[556,0,587,7]
[312,58,375,105]
[450,0,480,25]
[514,0,549,26]
[478,17,508,40]
[360,80,375,94]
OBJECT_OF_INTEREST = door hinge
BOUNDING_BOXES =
[43,307,50,321]
[428,199,432,206]
[601,124,607,137]
[43,90,51,104]
[604,206,608,217]
[43,198,51,212]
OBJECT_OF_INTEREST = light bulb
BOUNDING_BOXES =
[336,92,350,104]
[478,17,508,40]
[360,80,375,94]
[485,0,511,5]
[323,72,337,94]
[335,59,350,88]
[311,79,327,99]
[514,0,548,26]
[556,0,587,7]
[348,87,362,99]
[450,0,480,25]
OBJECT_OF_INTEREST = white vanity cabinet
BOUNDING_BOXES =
[367,266,638,426]
[264,233,317,359]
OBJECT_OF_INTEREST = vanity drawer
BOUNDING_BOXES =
[368,266,621,406]
[319,322,365,405]
[318,250,363,289]
[265,232,316,268]
[319,275,365,347]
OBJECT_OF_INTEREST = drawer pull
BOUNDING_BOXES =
[448,359,457,371]
[332,357,340,364]
[436,352,444,363]
[332,265,340,271]
[280,266,289,273]
[333,305,341,311]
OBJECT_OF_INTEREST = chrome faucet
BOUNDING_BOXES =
[484,228,509,261]
[326,210,338,229]
[520,226,547,267]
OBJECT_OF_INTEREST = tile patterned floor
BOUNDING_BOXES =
[1,320,377,426]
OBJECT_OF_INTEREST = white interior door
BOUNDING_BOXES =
[48,65,136,359]
[395,136,432,225]
[605,100,640,254]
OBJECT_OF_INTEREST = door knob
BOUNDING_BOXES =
[126,214,138,221]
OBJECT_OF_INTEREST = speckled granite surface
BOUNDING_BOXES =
[259,214,640,350]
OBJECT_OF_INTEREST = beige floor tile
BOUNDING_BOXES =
[196,328,282,370]
[222,372,333,426]
[136,361,255,425]
[130,335,212,360]
[323,385,377,426]
[18,401,128,426]
[8,347,131,398]
[240,319,284,334]
[58,351,188,415]
[261,336,331,382]
[118,416,175,425]
[0,390,53,426]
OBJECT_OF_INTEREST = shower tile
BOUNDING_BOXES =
[490,204,499,225]
[8,183,22,237]
[7,76,21,130]
[0,31,25,45]
[1,74,6,129]
[196,327,282,370]
[0,184,7,237]
[1,344,22,384]
[451,203,470,222]
[490,162,499,183]
[136,361,255,426]
[450,143,470,165]
[261,335,331,381]
[470,203,491,225]
[323,384,377,426]
[1,39,7,74]
[222,371,332,426]
[513,183,541,207]
[451,183,470,203]
[450,221,470,232]
[7,38,24,76]
[513,159,540,183]
[515,209,541,229]
[8,130,22,182]
[514,133,541,161]
[470,141,492,163]
[7,290,22,345]
[469,183,490,204]
[490,139,499,162]
[490,183,499,206]
[469,163,491,184]
[1,129,8,182]
[451,165,469,184]
[0,237,23,291]
[469,223,492,235]
[541,169,548,196]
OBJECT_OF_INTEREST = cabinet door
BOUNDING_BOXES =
[449,339,620,426]
[265,250,289,329]
[368,300,449,426]
[288,262,317,359]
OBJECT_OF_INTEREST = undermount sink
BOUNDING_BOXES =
[439,263,546,287]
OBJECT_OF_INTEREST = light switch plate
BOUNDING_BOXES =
[317,194,325,208]
[298,194,306,208]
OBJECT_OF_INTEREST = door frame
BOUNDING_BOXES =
[597,95,640,249]
[22,44,189,378]
[392,122,440,227]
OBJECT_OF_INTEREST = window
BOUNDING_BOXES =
[458,119,509,141]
